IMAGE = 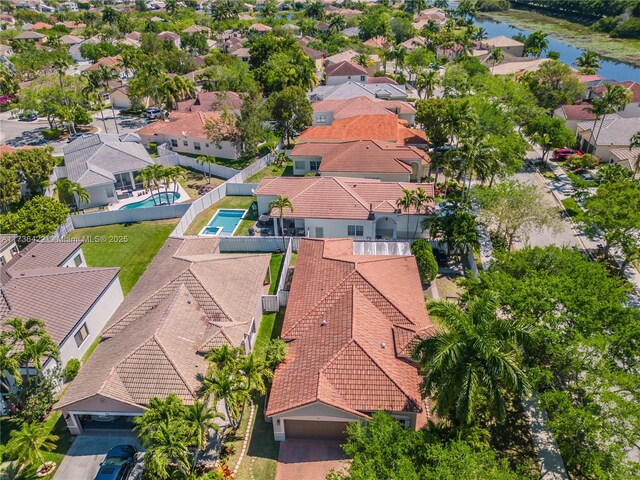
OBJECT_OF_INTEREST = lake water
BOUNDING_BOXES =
[447,1,639,81]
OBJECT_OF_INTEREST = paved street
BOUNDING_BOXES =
[0,109,153,155]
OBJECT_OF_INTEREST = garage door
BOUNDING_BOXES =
[284,420,350,440]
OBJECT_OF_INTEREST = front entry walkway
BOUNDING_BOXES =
[275,439,349,480]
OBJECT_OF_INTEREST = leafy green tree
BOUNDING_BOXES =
[411,239,438,283]
[425,208,479,260]
[414,292,532,425]
[523,115,576,161]
[180,32,209,56]
[0,165,21,212]
[265,338,287,368]
[487,47,504,73]
[415,97,451,149]
[473,180,560,250]
[0,196,69,239]
[358,8,391,41]
[522,60,585,109]
[266,86,312,146]
[583,180,640,266]
[5,422,58,474]
[236,90,266,154]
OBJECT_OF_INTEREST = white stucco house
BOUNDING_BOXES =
[62,133,156,208]
[576,115,640,162]
[325,60,369,86]
[255,176,434,240]
[589,81,640,119]
[0,241,123,410]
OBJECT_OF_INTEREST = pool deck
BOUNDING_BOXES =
[108,182,190,211]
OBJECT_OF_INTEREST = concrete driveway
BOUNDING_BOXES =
[275,439,349,480]
[53,434,142,480]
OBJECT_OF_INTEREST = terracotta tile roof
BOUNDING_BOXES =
[558,104,596,121]
[176,91,242,113]
[136,111,237,139]
[302,45,324,60]
[86,55,123,72]
[590,81,640,103]
[576,74,603,84]
[363,36,390,49]
[250,23,272,31]
[325,60,368,78]
[482,35,524,48]
[157,31,180,41]
[313,97,414,119]
[298,115,427,145]
[367,76,399,85]
[57,238,271,410]
[266,238,434,417]
[32,22,52,29]
[256,176,434,219]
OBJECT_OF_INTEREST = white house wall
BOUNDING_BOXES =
[139,132,240,160]
[270,401,364,441]
[304,218,375,239]
[326,74,367,86]
[321,170,412,182]
[81,183,117,208]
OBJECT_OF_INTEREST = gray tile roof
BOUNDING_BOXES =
[310,81,408,102]
[578,115,640,146]
[63,134,153,187]
[2,240,80,278]
[56,238,271,410]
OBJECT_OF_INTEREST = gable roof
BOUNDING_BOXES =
[483,35,524,48]
[136,111,238,140]
[310,81,408,101]
[590,81,640,102]
[557,103,596,121]
[325,60,368,77]
[313,97,415,119]
[57,238,271,410]
[176,91,243,113]
[256,176,434,219]
[577,115,640,146]
[298,115,427,145]
[266,238,434,418]
[0,241,119,345]
[13,31,46,40]
[63,134,153,187]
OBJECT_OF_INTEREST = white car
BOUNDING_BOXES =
[142,108,166,119]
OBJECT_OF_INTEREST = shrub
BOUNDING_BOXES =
[476,0,510,12]
[63,358,81,382]
[73,106,92,125]
[611,18,640,38]
[7,375,57,423]
[411,239,438,283]
[593,16,621,33]
[42,128,62,140]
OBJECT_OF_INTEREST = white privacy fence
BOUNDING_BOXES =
[156,143,240,179]
[261,239,294,312]
[70,203,190,228]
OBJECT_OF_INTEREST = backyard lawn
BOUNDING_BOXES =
[178,166,225,199]
[245,161,294,184]
[184,196,257,236]
[66,218,178,295]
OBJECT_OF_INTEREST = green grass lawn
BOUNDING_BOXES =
[66,219,178,295]
[1,412,73,480]
[184,196,257,236]
[245,162,294,184]
[178,167,225,199]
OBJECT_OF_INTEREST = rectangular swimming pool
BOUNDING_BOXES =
[198,209,247,237]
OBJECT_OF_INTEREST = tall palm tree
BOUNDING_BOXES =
[487,47,504,74]
[0,341,21,392]
[196,155,217,184]
[239,352,273,399]
[353,53,373,69]
[593,84,632,145]
[168,166,186,197]
[378,47,392,76]
[392,45,407,74]
[415,69,440,99]
[6,422,58,474]
[205,344,243,372]
[413,293,532,425]
[82,71,108,133]
[54,178,90,208]
[133,394,185,447]
[146,164,166,203]
[575,50,600,75]
[98,65,120,134]
[303,0,324,20]
[327,13,345,35]
[268,195,294,249]
[2,317,57,379]
[25,335,59,383]
[200,367,249,429]
[52,55,71,107]
[412,187,433,239]
[144,423,191,479]
[395,189,415,240]
[184,400,222,470]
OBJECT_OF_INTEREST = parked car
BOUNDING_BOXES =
[553,148,583,161]
[94,444,137,480]
[18,111,37,121]
[142,107,166,119]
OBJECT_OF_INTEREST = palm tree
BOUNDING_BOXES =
[52,55,71,106]
[594,84,632,145]
[415,70,440,99]
[184,400,222,470]
[135,169,154,203]
[98,65,120,134]
[474,27,487,41]
[6,422,58,474]
[413,292,532,425]
[378,47,392,76]
[576,50,600,75]
[54,178,90,208]
[168,166,186,197]
[268,195,294,249]
[205,344,243,372]
[353,53,373,69]
[304,0,324,20]
[196,156,217,184]
[327,13,345,35]
[200,367,249,429]
[524,31,548,57]
[395,189,415,239]
[239,352,273,399]
[146,164,166,203]
[425,208,479,261]
[144,423,191,479]
[0,340,21,392]
[134,394,185,447]
[392,45,407,74]
[25,335,60,379]
[412,187,433,239]
[2,317,57,379]
[488,47,504,74]
[82,71,108,133]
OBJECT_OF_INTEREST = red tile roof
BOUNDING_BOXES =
[298,115,427,145]
[256,176,434,219]
[175,91,243,113]
[325,60,368,78]
[591,81,640,102]
[266,238,434,418]
[249,23,272,31]
[558,104,596,121]
[136,111,237,139]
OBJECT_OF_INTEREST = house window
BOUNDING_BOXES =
[0,257,5,266]
[74,323,89,347]
[73,254,82,267]
[194,141,201,151]
[206,143,210,148]
[171,139,178,147]
[360,75,366,82]
[348,225,364,236]
[106,188,114,198]
[316,114,327,124]
[183,140,188,146]
[310,161,321,171]
[294,161,305,170]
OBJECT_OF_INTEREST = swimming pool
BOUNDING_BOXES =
[198,209,247,236]
[120,192,181,210]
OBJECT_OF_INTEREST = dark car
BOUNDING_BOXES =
[553,148,583,161]
[94,444,137,480]
[18,111,37,121]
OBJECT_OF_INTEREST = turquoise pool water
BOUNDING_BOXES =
[199,209,246,236]
[120,192,180,210]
